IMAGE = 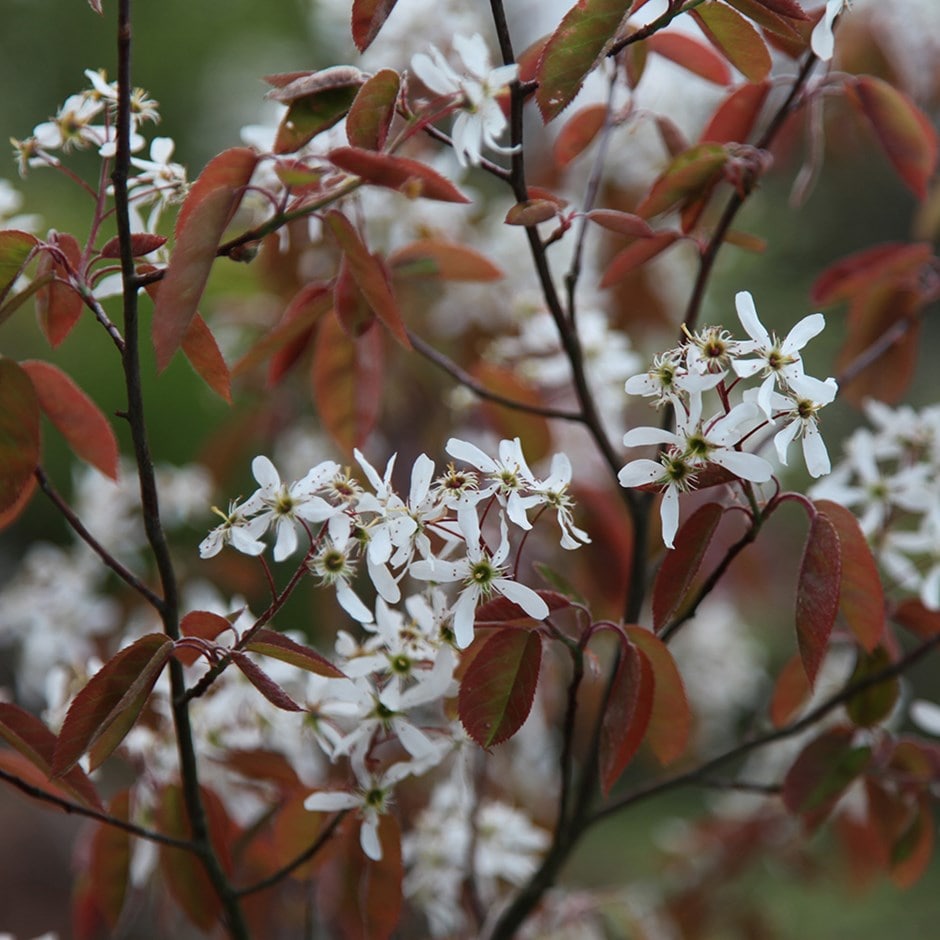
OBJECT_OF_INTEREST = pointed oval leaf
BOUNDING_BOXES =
[325,210,410,348]
[52,633,173,775]
[553,104,609,168]
[152,147,258,370]
[625,626,691,765]
[690,2,772,83]
[599,638,654,794]
[35,233,83,347]
[813,498,885,651]
[849,76,939,199]
[724,0,806,38]
[536,0,634,122]
[600,231,681,287]
[652,501,724,630]
[0,471,36,531]
[891,796,934,889]
[346,69,400,150]
[636,143,728,218]
[246,628,345,678]
[700,80,771,144]
[893,598,940,640]
[89,791,132,928]
[329,146,469,203]
[845,646,899,728]
[352,0,402,52]
[505,199,559,226]
[586,209,655,239]
[646,32,733,85]
[231,651,304,711]
[174,610,232,667]
[795,510,841,686]
[388,239,503,282]
[181,312,232,402]
[810,242,931,305]
[769,652,811,727]
[334,255,375,338]
[274,88,362,154]
[0,357,40,514]
[0,229,38,306]
[312,309,384,453]
[21,359,119,479]
[99,233,167,259]
[458,628,542,748]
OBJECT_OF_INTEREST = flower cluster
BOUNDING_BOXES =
[810,399,940,608]
[619,291,838,547]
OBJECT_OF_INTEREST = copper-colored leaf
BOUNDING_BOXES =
[21,359,119,479]
[636,143,728,219]
[89,791,131,928]
[585,209,655,238]
[312,309,384,453]
[231,651,304,712]
[647,31,733,85]
[474,590,571,626]
[52,633,173,775]
[152,147,258,370]
[329,146,469,203]
[458,628,542,748]
[324,209,410,349]
[700,80,770,144]
[352,0,402,52]
[810,242,932,305]
[246,628,345,678]
[98,233,167,259]
[844,647,899,728]
[334,255,375,338]
[600,231,681,287]
[553,104,609,168]
[181,312,232,402]
[0,357,40,515]
[626,626,691,765]
[346,69,400,150]
[536,0,634,122]
[893,598,940,640]
[652,502,724,631]
[35,233,83,347]
[891,795,935,889]
[599,637,654,794]
[691,1,772,83]
[724,0,806,38]
[795,510,841,686]
[849,76,939,200]
[769,652,811,727]
[388,239,504,282]
[505,199,559,226]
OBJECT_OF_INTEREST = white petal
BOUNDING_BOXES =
[618,459,663,488]
[446,437,495,472]
[711,449,773,483]
[452,588,479,649]
[782,313,826,354]
[623,426,680,448]
[336,580,374,624]
[910,699,940,737]
[735,291,770,346]
[495,579,549,621]
[360,814,383,861]
[251,455,280,489]
[660,485,680,550]
[773,421,801,466]
[304,790,360,812]
[802,423,831,478]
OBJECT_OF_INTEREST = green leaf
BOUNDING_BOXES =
[691,1,772,83]
[246,628,345,678]
[52,633,173,775]
[458,629,542,748]
[0,357,40,515]
[795,509,841,686]
[599,637,654,794]
[346,69,400,150]
[152,147,258,370]
[536,0,633,122]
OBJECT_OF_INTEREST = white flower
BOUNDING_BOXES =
[759,380,838,479]
[811,0,850,62]
[518,452,591,550]
[625,350,722,408]
[411,33,519,167]
[199,499,267,558]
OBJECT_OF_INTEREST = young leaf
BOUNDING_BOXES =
[586,209,655,239]
[769,652,811,727]
[346,69,400,150]
[844,647,899,728]
[458,628,542,748]
[849,76,939,200]
[652,501,724,631]
[329,146,469,203]
[334,255,375,338]
[0,471,36,530]
[553,104,609,168]
[0,229,37,307]
[35,232,83,347]
[700,80,771,144]
[324,209,410,349]
[312,309,384,453]
[646,32,733,85]
[636,143,728,218]
[352,0,402,52]
[0,356,40,515]
[88,791,132,929]
[474,590,571,626]
[181,312,232,402]
[599,638,654,794]
[52,633,173,775]
[600,231,681,287]
[98,233,167,259]
[152,147,258,370]
[690,1,773,83]
[813,499,885,651]
[174,610,232,667]
[21,359,119,479]
[723,0,806,39]
[891,795,935,889]
[231,651,304,711]
[795,510,841,686]
[810,242,932,305]
[893,598,940,640]
[625,626,691,765]
[388,239,504,282]
[245,628,346,678]
[0,702,102,811]
[505,200,559,226]
[536,0,633,122]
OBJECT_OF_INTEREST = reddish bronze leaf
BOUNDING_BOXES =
[652,501,724,631]
[647,31,733,85]
[626,626,691,765]
[152,147,258,370]
[231,651,304,711]
[458,628,542,748]
[246,628,345,678]
[52,633,173,775]
[388,239,504,282]
[505,199,559,226]
[474,590,571,626]
[636,142,728,218]
[795,510,841,686]
[536,0,633,122]
[891,795,935,889]
[312,309,384,453]
[599,637,654,794]
[334,255,375,338]
[89,791,131,928]
[0,357,40,515]
[329,146,470,203]
[893,599,940,640]
[600,231,681,287]
[181,312,232,402]
[700,80,770,144]
[98,233,167,259]
[585,209,655,239]
[810,242,932,305]
[724,0,806,39]
[35,233,83,347]
[691,1,772,83]
[553,104,609,168]
[346,69,400,150]
[844,647,899,728]
[769,652,811,727]
[0,229,38,307]
[352,0,402,52]
[21,359,119,479]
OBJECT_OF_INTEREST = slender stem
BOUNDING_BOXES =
[34,467,163,611]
